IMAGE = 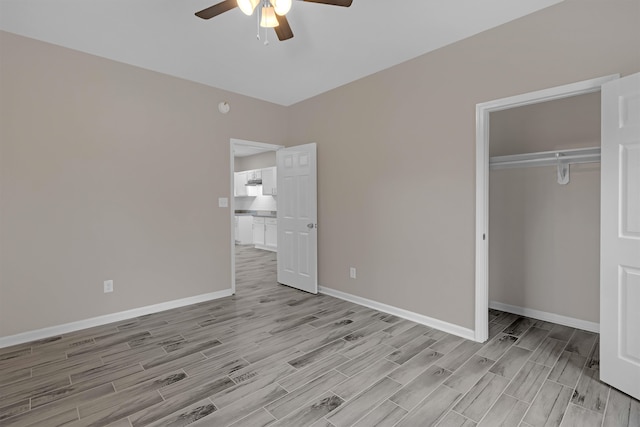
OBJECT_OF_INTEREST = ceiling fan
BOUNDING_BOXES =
[195,0,353,42]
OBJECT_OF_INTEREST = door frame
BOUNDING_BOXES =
[230,138,283,295]
[474,74,619,342]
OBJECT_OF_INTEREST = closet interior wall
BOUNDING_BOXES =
[488,91,601,324]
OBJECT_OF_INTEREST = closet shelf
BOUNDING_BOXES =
[489,147,601,170]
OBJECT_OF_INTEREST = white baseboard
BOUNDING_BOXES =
[489,301,599,333]
[319,286,475,341]
[0,289,234,349]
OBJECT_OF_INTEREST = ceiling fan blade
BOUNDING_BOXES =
[302,0,352,6]
[274,15,294,41]
[195,0,237,19]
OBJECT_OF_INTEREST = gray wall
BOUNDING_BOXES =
[1,0,638,338]
[234,151,276,172]
[0,32,287,337]
[489,93,601,323]
[287,0,639,329]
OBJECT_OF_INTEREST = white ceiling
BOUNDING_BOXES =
[0,0,561,106]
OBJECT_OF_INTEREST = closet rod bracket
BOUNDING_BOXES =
[556,153,570,185]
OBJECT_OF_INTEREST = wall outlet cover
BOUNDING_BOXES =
[104,280,114,293]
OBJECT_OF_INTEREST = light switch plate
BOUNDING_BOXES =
[218,197,228,208]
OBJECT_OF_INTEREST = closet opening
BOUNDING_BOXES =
[488,92,601,335]
[474,75,619,342]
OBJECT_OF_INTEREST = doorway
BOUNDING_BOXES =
[230,139,283,295]
[474,75,619,342]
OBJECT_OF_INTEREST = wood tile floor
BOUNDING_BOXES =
[0,245,638,426]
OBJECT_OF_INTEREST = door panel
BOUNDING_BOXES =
[621,143,640,237]
[283,230,294,272]
[600,72,640,400]
[620,266,640,363]
[277,143,318,294]
[298,232,310,277]
[283,175,294,217]
[298,176,310,219]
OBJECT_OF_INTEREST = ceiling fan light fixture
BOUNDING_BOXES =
[260,6,279,27]
[270,0,292,16]
[237,0,259,15]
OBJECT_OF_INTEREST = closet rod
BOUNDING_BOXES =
[489,146,600,170]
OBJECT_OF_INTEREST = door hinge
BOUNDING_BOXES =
[483,233,486,240]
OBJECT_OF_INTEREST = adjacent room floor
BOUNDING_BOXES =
[0,246,637,426]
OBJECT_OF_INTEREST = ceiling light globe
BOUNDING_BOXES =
[238,0,259,15]
[260,6,280,28]
[270,0,292,16]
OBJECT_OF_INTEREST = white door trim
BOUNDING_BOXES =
[229,138,283,295]
[474,74,619,342]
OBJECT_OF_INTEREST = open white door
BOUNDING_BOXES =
[277,143,318,294]
[600,72,640,400]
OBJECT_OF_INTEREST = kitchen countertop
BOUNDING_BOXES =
[235,210,277,218]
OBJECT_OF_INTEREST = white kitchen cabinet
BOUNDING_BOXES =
[253,217,265,246]
[235,171,259,197]
[261,167,277,196]
[252,216,277,252]
[235,215,253,244]
[234,172,248,197]
[265,218,277,250]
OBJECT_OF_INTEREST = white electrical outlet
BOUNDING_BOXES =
[104,280,113,293]
[218,197,228,208]
[350,268,356,279]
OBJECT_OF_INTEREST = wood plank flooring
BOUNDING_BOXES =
[0,245,638,426]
